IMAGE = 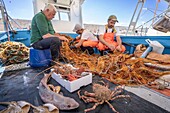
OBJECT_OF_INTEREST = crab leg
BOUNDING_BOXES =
[111,95,130,101]
[78,90,88,103]
[106,101,119,113]
[84,91,95,97]
[111,85,123,96]
[83,97,98,103]
[78,90,98,103]
[111,90,122,97]
[84,103,100,113]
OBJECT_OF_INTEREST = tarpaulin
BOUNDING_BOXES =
[0,67,168,113]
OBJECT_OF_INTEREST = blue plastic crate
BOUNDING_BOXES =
[29,48,52,67]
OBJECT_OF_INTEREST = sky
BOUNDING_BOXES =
[3,0,169,27]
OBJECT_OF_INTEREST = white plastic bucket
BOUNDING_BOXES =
[145,39,164,54]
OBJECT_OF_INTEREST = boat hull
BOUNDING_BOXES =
[0,30,170,54]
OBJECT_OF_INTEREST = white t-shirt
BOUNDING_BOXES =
[98,26,120,37]
[80,29,98,41]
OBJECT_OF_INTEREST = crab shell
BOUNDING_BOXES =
[92,83,112,101]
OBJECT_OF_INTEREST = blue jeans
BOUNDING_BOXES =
[32,37,61,60]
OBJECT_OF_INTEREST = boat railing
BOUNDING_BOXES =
[126,0,170,36]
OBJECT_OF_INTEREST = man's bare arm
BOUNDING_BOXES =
[116,35,122,46]
[75,39,85,48]
[42,33,68,42]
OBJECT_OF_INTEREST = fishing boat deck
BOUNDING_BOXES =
[0,65,169,113]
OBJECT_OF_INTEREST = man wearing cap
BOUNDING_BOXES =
[71,24,98,54]
[31,4,68,61]
[97,15,126,55]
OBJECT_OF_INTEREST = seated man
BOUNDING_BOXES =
[97,15,126,55]
[71,24,98,55]
[30,4,68,61]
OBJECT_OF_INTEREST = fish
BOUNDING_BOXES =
[38,73,79,110]
[0,101,59,113]
[0,101,30,113]
[32,103,59,113]
[144,63,170,71]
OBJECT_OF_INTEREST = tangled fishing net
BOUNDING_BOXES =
[0,41,29,65]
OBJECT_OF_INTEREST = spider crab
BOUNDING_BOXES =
[78,82,130,113]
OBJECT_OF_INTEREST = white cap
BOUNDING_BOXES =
[73,24,82,32]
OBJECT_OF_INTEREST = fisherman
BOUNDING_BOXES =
[30,4,68,61]
[70,24,98,55]
[97,15,126,55]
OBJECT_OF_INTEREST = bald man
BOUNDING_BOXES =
[31,4,68,61]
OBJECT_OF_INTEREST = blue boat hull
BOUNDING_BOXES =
[0,29,31,47]
[121,36,170,54]
[0,30,170,54]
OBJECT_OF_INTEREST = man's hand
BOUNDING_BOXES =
[107,44,115,51]
[116,45,122,52]
[42,33,54,39]
[58,36,69,42]
[75,43,81,48]
[76,36,81,40]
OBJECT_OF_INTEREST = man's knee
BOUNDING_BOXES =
[51,37,61,45]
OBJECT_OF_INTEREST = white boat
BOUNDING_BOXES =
[0,0,170,112]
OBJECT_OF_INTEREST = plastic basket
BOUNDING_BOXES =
[29,48,51,67]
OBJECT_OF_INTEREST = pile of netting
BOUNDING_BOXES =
[60,35,170,86]
[0,41,29,65]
